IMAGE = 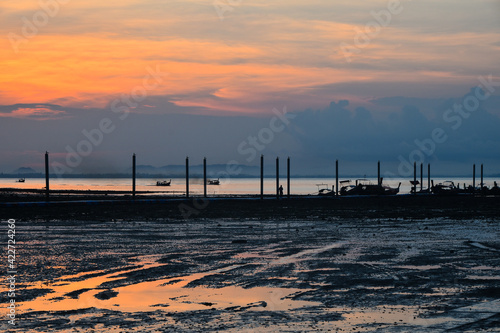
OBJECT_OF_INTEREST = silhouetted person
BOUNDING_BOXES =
[279,185,283,197]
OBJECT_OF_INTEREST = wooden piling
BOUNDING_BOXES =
[413,162,417,194]
[186,156,189,198]
[287,157,290,198]
[473,164,476,194]
[132,153,136,198]
[420,163,423,192]
[377,161,381,185]
[45,151,49,200]
[203,157,207,198]
[336,160,339,196]
[427,163,431,191]
[276,157,279,199]
[481,164,484,195]
[260,155,264,200]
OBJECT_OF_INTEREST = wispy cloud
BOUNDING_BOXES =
[0,0,499,173]
[1,0,498,114]
[0,104,68,120]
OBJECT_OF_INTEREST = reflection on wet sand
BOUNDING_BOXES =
[20,255,320,313]
[6,217,500,332]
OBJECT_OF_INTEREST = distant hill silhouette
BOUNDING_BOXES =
[132,164,261,178]
[1,164,498,179]
[12,167,39,175]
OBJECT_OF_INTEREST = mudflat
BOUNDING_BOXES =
[1,196,499,332]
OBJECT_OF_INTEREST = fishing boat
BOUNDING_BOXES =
[156,180,171,186]
[409,180,431,194]
[16,178,25,183]
[207,178,220,185]
[431,180,459,195]
[316,183,334,196]
[488,181,500,195]
[340,179,400,196]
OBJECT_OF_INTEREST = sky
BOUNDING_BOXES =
[1,0,499,177]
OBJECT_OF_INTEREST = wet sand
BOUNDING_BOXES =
[1,195,499,332]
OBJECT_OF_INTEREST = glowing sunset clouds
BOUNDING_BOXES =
[0,0,499,116]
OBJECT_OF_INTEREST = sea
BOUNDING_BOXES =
[1,177,497,196]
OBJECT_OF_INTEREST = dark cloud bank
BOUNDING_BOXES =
[1,87,499,177]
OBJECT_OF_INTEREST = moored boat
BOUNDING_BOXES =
[156,180,171,186]
[431,181,459,195]
[208,178,220,185]
[409,180,431,194]
[340,179,400,196]
[316,183,334,196]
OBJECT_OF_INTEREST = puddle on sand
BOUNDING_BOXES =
[19,254,166,312]
[19,257,320,314]
[248,242,347,275]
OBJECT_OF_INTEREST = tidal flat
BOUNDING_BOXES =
[1,212,499,332]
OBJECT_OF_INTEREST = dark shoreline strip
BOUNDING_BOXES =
[1,194,499,220]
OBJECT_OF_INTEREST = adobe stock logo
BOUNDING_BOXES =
[213,0,243,21]
[8,0,71,54]
[397,75,499,176]
[237,106,296,163]
[339,0,412,63]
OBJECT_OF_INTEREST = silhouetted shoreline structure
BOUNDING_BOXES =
[45,151,49,200]
[4,153,500,200]
[410,163,432,194]
[203,157,207,198]
[276,157,279,199]
[260,155,264,200]
[287,157,291,199]
[335,160,339,196]
[132,153,136,199]
[186,157,189,198]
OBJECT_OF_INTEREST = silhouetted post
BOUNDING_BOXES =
[287,157,290,198]
[420,163,423,192]
[377,161,381,185]
[132,153,136,198]
[260,155,264,200]
[413,162,417,194]
[473,164,476,194]
[203,157,207,198]
[45,151,49,200]
[276,157,279,199]
[335,160,339,196]
[481,164,484,195]
[186,157,189,198]
[427,164,431,191]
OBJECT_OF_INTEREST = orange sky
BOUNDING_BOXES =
[1,0,499,116]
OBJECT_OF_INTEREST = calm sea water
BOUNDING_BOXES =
[1,177,497,196]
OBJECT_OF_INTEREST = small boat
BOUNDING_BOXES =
[431,181,459,195]
[16,178,25,183]
[487,181,500,195]
[156,180,171,186]
[207,178,220,185]
[316,183,334,196]
[409,180,431,194]
[340,179,400,196]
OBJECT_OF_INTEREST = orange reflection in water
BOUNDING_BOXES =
[19,256,319,314]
